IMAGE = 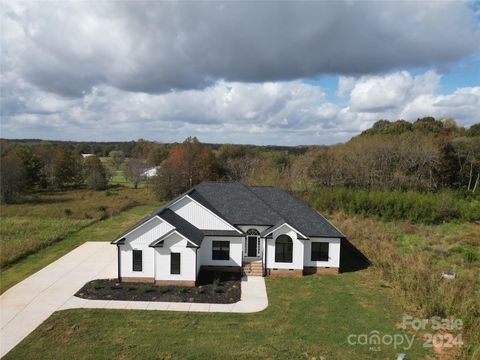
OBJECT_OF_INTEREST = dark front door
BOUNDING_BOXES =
[247,236,257,257]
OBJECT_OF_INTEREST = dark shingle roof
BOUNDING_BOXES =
[113,181,343,244]
[158,208,204,247]
[193,182,343,238]
[249,185,344,238]
[193,182,280,225]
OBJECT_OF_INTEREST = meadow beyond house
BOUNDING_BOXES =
[111,182,344,286]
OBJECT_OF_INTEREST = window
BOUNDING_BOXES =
[212,241,230,260]
[171,252,181,274]
[132,250,142,272]
[275,235,293,263]
[311,242,329,261]
[246,228,260,236]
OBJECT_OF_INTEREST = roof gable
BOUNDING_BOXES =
[158,209,204,247]
[249,186,344,238]
[193,182,281,226]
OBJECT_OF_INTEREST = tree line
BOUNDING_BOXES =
[1,117,479,205]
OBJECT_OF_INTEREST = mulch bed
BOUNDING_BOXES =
[75,271,241,304]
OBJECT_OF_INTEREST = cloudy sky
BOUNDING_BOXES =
[1,1,480,145]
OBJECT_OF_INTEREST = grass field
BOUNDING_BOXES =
[4,271,430,360]
[1,188,478,358]
[0,187,159,289]
[0,204,158,294]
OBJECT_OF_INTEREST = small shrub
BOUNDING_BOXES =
[99,211,109,220]
[119,200,140,212]
[159,287,169,294]
[127,286,136,292]
[64,208,73,216]
[91,281,102,290]
[110,283,122,290]
[213,278,220,287]
[105,190,114,197]
[143,287,156,293]
[464,248,478,263]
[197,287,205,294]
[213,286,223,294]
[178,287,188,294]
[97,205,108,212]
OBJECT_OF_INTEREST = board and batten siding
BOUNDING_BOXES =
[169,196,235,231]
[266,224,305,270]
[119,217,174,279]
[303,237,341,268]
[154,233,196,282]
[198,236,243,267]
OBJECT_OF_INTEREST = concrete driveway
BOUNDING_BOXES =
[0,242,116,358]
[0,242,268,358]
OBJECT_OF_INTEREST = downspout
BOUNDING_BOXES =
[194,247,198,285]
[116,244,121,283]
[263,237,268,277]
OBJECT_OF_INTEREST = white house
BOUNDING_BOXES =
[111,182,344,286]
[141,167,158,178]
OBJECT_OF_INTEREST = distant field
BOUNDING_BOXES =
[98,157,146,188]
[0,188,156,268]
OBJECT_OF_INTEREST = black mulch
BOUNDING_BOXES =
[75,271,241,304]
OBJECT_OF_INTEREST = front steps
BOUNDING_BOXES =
[242,260,263,276]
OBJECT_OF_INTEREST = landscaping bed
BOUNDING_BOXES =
[75,271,241,304]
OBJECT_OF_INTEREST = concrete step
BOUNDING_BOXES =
[243,271,263,275]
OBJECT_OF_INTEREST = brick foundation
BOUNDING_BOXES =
[303,267,339,275]
[266,268,303,277]
[120,277,155,283]
[200,265,242,273]
[154,280,196,287]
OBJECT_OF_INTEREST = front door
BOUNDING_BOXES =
[247,236,257,257]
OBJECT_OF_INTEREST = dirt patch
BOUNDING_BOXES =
[75,271,241,304]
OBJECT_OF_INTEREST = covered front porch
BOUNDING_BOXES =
[242,228,264,276]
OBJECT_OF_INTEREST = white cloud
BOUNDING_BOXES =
[348,71,441,112]
[2,70,478,145]
[1,1,479,145]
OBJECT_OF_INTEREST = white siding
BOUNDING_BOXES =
[154,232,197,282]
[266,225,304,270]
[119,217,174,279]
[198,236,243,267]
[169,196,235,231]
[304,237,341,268]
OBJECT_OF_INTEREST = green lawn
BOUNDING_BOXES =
[4,271,430,360]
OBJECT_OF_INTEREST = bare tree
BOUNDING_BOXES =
[125,158,146,189]
[0,154,27,203]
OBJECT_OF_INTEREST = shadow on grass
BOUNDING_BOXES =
[340,238,370,273]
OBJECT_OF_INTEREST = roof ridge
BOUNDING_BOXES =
[247,185,313,234]
[242,183,286,222]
